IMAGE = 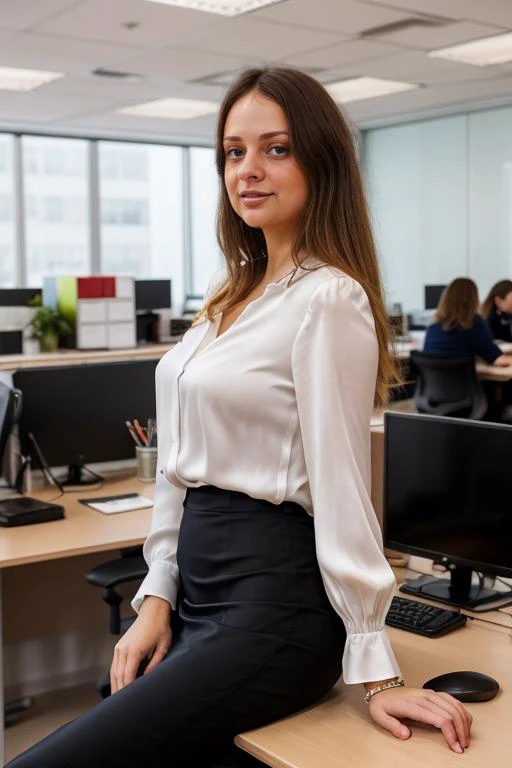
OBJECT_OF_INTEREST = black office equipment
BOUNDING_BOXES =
[422,671,499,702]
[385,595,467,637]
[0,288,41,306]
[13,359,157,488]
[135,280,172,311]
[134,280,172,343]
[0,496,64,527]
[410,351,487,420]
[424,284,447,310]
[0,381,22,477]
[384,412,512,609]
[0,330,23,355]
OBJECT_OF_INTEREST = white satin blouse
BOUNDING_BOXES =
[132,260,401,685]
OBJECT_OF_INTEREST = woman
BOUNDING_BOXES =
[480,279,512,342]
[7,68,472,768]
[424,277,512,365]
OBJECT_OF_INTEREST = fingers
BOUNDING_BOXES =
[426,692,472,748]
[144,635,171,675]
[369,707,411,740]
[110,645,144,694]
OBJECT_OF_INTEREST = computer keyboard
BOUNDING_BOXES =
[385,596,467,637]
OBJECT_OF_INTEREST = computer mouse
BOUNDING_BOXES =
[423,671,500,702]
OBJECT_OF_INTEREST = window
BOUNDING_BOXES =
[189,147,222,295]
[22,136,91,285]
[99,141,184,306]
[0,134,16,286]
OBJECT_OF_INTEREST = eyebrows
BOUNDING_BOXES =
[223,130,289,143]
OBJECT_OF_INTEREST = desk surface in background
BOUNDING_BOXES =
[0,472,153,568]
[0,342,174,371]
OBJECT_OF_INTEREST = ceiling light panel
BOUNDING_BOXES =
[118,97,218,119]
[327,77,418,104]
[0,66,64,91]
[141,0,286,16]
[428,32,512,66]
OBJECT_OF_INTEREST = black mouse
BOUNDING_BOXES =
[423,671,500,702]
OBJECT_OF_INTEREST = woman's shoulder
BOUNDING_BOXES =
[296,260,364,297]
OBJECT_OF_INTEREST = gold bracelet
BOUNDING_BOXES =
[364,678,404,703]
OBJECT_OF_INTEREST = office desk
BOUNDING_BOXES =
[0,472,154,764]
[0,342,174,371]
[237,615,511,768]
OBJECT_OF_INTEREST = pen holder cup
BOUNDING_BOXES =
[135,446,157,483]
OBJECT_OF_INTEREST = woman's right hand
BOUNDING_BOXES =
[110,595,172,694]
[494,353,512,367]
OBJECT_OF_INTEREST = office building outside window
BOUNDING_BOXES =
[0,134,16,286]
[22,136,91,286]
[98,142,185,306]
[189,147,222,295]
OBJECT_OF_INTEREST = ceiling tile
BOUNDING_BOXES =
[178,16,345,60]
[369,20,506,49]
[254,0,413,35]
[0,0,80,31]
[58,109,218,140]
[114,46,241,82]
[282,39,404,70]
[0,33,138,73]
[365,0,512,29]
[35,0,216,46]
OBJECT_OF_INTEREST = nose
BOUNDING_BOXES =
[238,150,264,182]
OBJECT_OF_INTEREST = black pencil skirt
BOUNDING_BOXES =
[7,486,346,768]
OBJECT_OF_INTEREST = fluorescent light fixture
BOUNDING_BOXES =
[428,32,512,67]
[0,66,64,91]
[118,97,218,119]
[141,0,286,16]
[327,77,417,104]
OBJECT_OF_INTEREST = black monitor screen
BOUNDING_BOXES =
[384,412,512,606]
[13,360,157,470]
[0,288,42,306]
[424,284,446,310]
[135,280,172,311]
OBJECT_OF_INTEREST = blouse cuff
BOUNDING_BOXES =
[343,629,401,685]
[131,561,179,614]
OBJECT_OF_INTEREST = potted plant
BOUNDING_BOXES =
[29,305,72,353]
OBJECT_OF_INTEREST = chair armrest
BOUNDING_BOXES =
[85,556,148,589]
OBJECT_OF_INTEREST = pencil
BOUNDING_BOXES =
[133,418,148,446]
[126,420,143,447]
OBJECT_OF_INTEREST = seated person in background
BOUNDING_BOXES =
[480,279,512,342]
[424,277,512,367]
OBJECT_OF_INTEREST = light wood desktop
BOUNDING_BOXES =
[0,342,174,371]
[236,613,511,768]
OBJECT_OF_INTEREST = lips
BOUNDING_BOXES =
[240,191,272,198]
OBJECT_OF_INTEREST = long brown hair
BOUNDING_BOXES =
[205,66,398,407]
[480,279,512,318]
[436,278,479,330]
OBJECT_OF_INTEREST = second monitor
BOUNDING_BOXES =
[13,359,157,487]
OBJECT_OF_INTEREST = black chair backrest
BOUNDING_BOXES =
[410,351,487,420]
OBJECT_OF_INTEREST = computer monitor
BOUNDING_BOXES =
[384,412,512,609]
[0,288,42,306]
[135,280,172,311]
[424,284,446,310]
[13,360,157,487]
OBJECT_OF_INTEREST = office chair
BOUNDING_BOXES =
[85,547,148,698]
[410,351,488,420]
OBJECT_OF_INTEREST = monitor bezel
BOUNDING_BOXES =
[383,411,512,580]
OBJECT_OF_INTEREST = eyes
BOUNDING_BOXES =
[225,145,289,161]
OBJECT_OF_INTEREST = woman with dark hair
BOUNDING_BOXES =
[480,279,512,342]
[424,277,512,365]
[7,68,472,768]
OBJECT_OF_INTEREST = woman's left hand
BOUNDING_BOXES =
[367,686,473,753]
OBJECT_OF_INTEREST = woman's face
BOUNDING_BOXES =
[223,90,308,241]
[495,291,512,314]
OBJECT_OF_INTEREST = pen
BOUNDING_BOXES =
[133,418,148,446]
[126,420,143,447]
[146,418,156,447]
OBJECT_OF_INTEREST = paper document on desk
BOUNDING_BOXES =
[79,493,153,514]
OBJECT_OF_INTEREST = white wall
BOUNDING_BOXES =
[364,105,512,312]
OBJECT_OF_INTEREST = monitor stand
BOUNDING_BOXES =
[400,564,512,609]
[59,461,103,492]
